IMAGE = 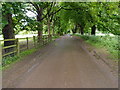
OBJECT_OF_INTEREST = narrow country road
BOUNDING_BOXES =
[3,35,118,88]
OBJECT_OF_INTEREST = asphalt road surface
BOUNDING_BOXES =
[3,35,118,88]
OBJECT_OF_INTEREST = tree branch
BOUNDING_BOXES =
[29,2,39,11]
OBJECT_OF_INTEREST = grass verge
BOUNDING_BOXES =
[75,34,119,61]
[1,48,37,70]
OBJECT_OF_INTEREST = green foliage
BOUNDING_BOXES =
[1,2,33,37]
[0,3,2,34]
[2,55,20,66]
[59,2,119,35]
[1,2,119,35]
[96,2,120,35]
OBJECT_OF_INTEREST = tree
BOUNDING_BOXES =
[2,2,25,52]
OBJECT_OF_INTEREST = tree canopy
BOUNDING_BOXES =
[1,2,120,41]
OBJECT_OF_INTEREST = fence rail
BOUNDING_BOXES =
[0,34,58,65]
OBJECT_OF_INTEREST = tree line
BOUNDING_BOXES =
[1,2,120,51]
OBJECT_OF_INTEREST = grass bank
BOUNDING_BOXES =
[2,48,37,70]
[76,34,119,61]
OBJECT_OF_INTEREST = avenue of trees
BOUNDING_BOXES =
[1,2,120,49]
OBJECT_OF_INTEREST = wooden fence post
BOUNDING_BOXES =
[47,35,49,43]
[51,35,53,41]
[33,36,36,47]
[38,36,41,45]
[40,36,42,45]
[0,40,2,89]
[48,35,50,42]
[44,35,46,45]
[0,41,2,66]
[26,37,29,49]
[49,35,52,42]
[43,36,45,45]
[16,38,20,56]
[45,36,47,44]
[42,35,44,45]
[46,36,48,44]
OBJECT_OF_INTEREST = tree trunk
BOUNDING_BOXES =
[2,13,15,53]
[79,25,84,35]
[47,18,52,40]
[91,25,96,35]
[38,30,42,42]
[78,24,84,35]
[80,27,84,35]
[37,8,43,42]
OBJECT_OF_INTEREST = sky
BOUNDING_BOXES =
[26,11,36,17]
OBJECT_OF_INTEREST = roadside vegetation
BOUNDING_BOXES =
[79,35,119,61]
[1,48,37,70]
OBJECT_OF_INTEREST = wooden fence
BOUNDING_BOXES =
[0,35,57,65]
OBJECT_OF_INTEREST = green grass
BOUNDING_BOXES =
[1,48,37,70]
[77,35,119,61]
[52,35,59,40]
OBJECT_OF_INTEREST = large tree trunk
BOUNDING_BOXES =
[38,29,42,41]
[37,8,43,42]
[2,13,15,53]
[91,25,96,35]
